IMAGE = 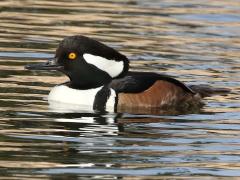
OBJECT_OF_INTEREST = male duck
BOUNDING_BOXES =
[25,35,227,113]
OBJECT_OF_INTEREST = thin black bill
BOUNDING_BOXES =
[25,58,63,70]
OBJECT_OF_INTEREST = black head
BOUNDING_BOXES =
[25,35,129,89]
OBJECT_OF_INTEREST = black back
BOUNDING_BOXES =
[109,71,195,94]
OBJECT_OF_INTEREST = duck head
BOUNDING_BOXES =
[25,35,129,89]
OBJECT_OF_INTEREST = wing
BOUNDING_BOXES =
[109,71,195,94]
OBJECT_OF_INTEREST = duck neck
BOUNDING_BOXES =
[68,78,110,90]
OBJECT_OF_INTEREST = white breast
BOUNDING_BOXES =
[48,85,116,112]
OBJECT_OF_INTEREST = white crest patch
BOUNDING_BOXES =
[83,53,124,78]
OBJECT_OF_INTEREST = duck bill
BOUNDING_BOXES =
[25,58,63,71]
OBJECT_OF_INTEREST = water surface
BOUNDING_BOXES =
[0,0,240,179]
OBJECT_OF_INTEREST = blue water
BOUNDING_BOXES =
[0,0,239,179]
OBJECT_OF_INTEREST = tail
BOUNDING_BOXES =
[189,84,231,98]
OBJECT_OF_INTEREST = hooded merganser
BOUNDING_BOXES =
[25,35,226,113]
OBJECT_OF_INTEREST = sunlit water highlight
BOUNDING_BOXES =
[0,0,239,179]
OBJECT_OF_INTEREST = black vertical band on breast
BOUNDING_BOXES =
[93,86,111,111]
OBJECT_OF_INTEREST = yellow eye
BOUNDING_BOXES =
[68,52,77,60]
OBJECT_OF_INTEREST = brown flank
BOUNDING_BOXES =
[117,80,200,109]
